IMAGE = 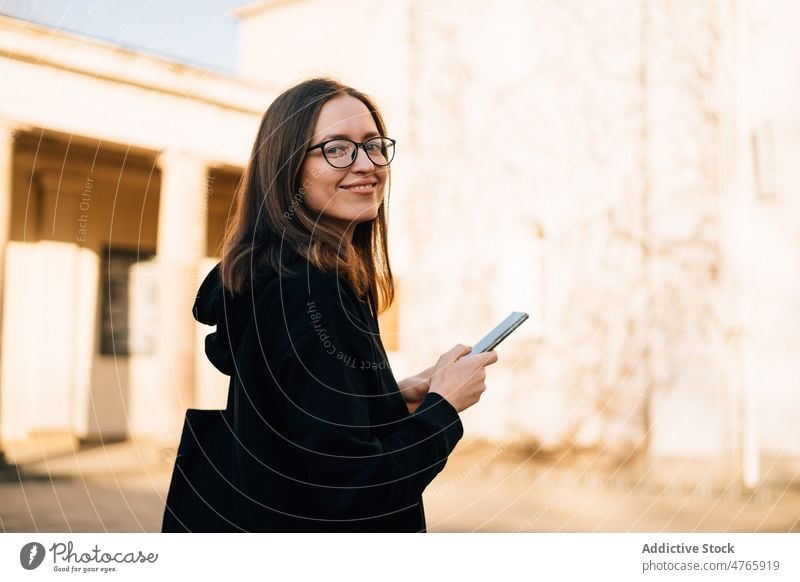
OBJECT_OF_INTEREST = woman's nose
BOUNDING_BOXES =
[351,145,376,170]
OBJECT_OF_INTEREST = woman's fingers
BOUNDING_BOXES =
[480,349,499,366]
[438,343,472,365]
[452,343,472,357]
[462,349,498,367]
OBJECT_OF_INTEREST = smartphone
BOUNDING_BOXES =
[469,311,529,355]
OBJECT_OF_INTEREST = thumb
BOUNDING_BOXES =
[476,349,499,366]
[441,343,472,364]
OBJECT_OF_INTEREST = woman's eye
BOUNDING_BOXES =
[325,146,348,157]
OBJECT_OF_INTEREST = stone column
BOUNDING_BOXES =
[0,120,16,464]
[154,150,208,445]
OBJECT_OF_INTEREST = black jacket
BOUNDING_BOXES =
[192,253,464,532]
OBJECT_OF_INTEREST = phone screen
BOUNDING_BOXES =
[469,311,529,355]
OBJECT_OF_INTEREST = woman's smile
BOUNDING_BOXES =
[339,179,379,194]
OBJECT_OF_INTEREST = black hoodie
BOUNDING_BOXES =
[191,254,464,532]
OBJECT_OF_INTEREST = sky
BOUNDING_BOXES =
[0,0,244,74]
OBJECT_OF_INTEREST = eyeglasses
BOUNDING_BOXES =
[306,136,396,169]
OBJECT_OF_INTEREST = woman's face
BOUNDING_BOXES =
[299,95,388,240]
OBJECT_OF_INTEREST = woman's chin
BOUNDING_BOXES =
[318,208,379,235]
[344,202,381,223]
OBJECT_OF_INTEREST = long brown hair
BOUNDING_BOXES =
[219,77,394,314]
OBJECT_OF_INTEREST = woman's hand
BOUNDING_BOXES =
[428,344,498,413]
[397,365,435,413]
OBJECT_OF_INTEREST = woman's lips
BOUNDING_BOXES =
[340,183,377,194]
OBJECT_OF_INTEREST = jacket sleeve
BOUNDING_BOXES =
[277,317,464,521]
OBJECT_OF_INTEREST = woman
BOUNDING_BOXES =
[193,77,498,532]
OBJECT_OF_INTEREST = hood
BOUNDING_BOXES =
[192,262,264,376]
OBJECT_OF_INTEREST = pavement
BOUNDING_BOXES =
[1,438,798,533]
[0,438,173,532]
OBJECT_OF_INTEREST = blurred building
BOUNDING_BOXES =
[1,0,798,491]
[0,10,270,451]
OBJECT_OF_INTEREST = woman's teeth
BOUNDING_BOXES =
[343,184,374,191]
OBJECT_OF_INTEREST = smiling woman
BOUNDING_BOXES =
[162,77,498,533]
[219,78,396,307]
[298,95,393,251]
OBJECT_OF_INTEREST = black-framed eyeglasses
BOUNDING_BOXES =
[306,136,396,169]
